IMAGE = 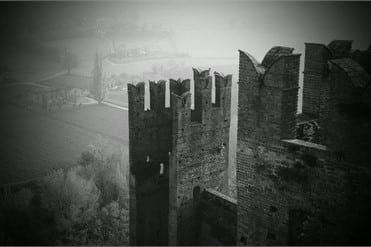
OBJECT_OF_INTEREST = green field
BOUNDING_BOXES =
[0,47,62,83]
[49,104,128,143]
[105,90,128,107]
[0,93,128,185]
[0,36,239,190]
[38,74,92,89]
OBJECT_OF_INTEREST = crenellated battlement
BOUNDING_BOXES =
[128,67,232,246]
[169,78,190,97]
[239,48,301,89]
[128,82,145,113]
[238,47,301,143]
[237,42,371,246]
[149,80,166,112]
[127,69,232,126]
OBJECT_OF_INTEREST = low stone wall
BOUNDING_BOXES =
[197,188,237,246]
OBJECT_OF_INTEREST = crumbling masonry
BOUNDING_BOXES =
[128,40,371,246]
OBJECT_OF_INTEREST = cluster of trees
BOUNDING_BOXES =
[41,91,79,112]
[90,53,106,103]
[0,138,129,245]
[62,49,78,74]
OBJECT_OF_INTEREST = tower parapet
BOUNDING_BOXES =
[238,47,301,145]
[237,43,371,246]
[128,80,172,246]
[128,68,232,246]
[302,40,357,118]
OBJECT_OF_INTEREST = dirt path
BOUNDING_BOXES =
[101,100,128,111]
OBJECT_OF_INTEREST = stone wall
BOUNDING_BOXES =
[237,47,301,245]
[302,43,332,117]
[302,40,370,119]
[128,69,232,246]
[237,138,371,245]
[169,69,232,245]
[321,58,371,165]
[197,189,237,246]
[237,44,371,245]
[128,81,173,245]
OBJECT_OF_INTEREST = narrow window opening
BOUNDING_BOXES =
[159,163,164,176]
[165,81,170,108]
[190,79,195,110]
[211,77,216,104]
[144,81,150,111]
[193,186,201,201]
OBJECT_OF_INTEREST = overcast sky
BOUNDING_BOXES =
[3,1,371,60]
[136,1,371,59]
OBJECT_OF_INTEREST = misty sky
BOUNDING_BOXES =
[3,1,371,60]
[139,1,371,60]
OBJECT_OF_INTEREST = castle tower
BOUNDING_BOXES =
[237,43,371,246]
[169,69,232,245]
[322,58,371,165]
[128,69,232,246]
[302,40,352,117]
[237,47,301,245]
[238,47,300,144]
[128,80,173,246]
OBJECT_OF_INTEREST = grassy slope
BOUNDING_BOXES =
[38,74,92,89]
[0,47,62,82]
[105,91,128,107]
[0,89,128,185]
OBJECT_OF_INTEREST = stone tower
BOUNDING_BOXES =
[128,68,232,246]
[237,47,301,245]
[237,43,371,246]
[302,40,353,117]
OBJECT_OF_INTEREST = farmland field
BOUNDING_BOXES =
[38,73,129,107]
[37,74,92,89]
[0,85,128,185]
[105,90,128,107]
[0,47,62,83]
[1,35,241,189]
[49,104,128,143]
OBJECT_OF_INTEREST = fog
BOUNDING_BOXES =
[138,1,371,58]
[4,1,371,57]
[1,2,371,245]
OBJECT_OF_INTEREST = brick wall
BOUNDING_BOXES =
[237,45,371,245]
[237,138,371,245]
[169,70,232,245]
[128,69,232,246]
[197,189,237,245]
[302,43,332,117]
[128,81,173,245]
[321,59,371,166]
